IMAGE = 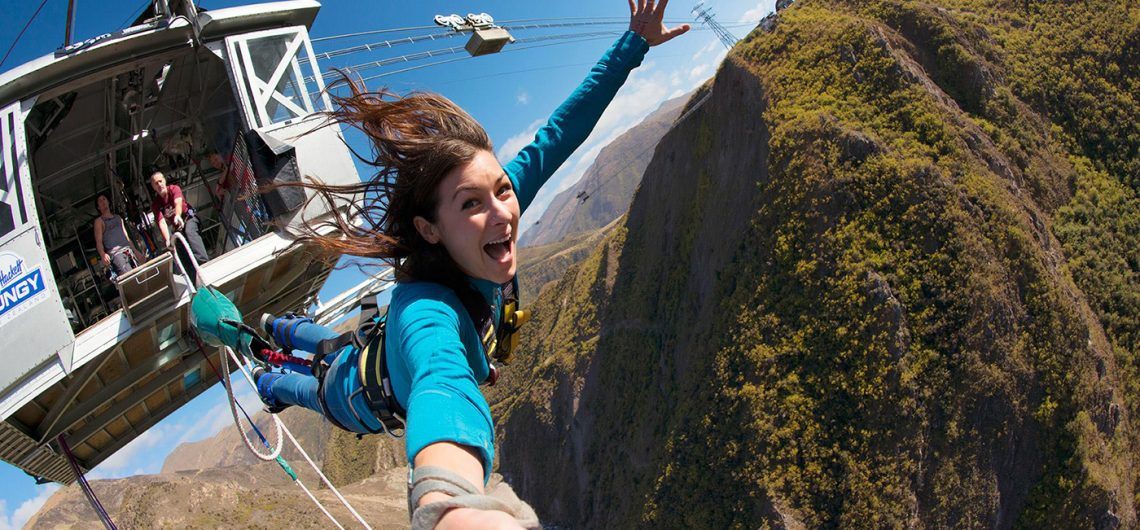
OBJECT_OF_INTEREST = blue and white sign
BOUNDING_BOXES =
[0,251,47,326]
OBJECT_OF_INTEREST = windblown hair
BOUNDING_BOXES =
[291,78,493,293]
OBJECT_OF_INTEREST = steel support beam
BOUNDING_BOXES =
[66,373,216,471]
[62,351,202,450]
[36,339,187,444]
[35,348,118,446]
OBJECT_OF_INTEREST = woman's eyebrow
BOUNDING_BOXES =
[451,184,480,201]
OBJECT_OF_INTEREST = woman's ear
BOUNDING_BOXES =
[413,216,441,244]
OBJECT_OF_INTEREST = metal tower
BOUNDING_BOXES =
[692,2,739,49]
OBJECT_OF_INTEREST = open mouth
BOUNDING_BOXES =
[483,234,513,262]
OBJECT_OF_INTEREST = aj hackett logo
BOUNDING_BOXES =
[0,252,47,325]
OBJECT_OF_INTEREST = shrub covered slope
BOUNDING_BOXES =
[491,1,1140,528]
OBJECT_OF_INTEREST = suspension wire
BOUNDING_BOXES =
[115,0,151,31]
[311,30,460,62]
[0,0,50,69]
[352,34,618,87]
[309,18,695,63]
[312,30,623,82]
[313,21,756,90]
[311,15,688,44]
[58,435,118,530]
[312,24,439,42]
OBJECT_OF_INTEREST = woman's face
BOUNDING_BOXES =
[414,149,520,284]
[96,195,110,214]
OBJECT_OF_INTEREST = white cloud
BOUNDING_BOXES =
[173,379,260,448]
[740,1,773,23]
[93,425,168,478]
[0,484,60,530]
[691,38,719,61]
[516,91,530,105]
[495,118,544,164]
[689,63,711,81]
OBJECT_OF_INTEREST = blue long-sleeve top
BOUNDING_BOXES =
[384,31,649,483]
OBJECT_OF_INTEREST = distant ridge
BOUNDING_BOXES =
[520,93,688,248]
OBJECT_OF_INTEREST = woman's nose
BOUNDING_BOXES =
[489,196,512,224]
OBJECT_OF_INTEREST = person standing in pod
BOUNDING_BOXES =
[250,2,689,528]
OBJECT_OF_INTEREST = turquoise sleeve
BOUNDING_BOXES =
[392,289,496,483]
[504,31,650,213]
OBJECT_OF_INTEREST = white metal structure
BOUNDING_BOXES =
[0,0,362,484]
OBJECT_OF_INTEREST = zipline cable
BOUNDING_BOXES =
[0,0,50,68]
[354,33,618,86]
[314,21,756,90]
[309,18,709,62]
[311,15,689,44]
[312,30,624,82]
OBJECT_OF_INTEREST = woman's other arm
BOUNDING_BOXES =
[503,0,688,213]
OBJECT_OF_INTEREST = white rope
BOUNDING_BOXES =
[281,420,374,530]
[295,477,346,530]
[225,342,373,529]
[221,345,285,461]
[185,219,369,527]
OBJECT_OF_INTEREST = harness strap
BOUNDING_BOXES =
[358,318,407,431]
[407,466,540,530]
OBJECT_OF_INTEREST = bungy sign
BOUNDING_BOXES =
[0,252,48,326]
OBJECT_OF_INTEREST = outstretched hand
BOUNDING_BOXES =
[629,0,690,46]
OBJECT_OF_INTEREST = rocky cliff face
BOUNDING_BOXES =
[519,95,687,248]
[491,1,1140,528]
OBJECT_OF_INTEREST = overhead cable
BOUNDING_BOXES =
[352,34,618,86]
[314,21,760,91]
[0,0,51,69]
[310,18,697,61]
[311,15,688,43]
[312,30,623,82]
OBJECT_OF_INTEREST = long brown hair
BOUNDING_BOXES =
[291,78,493,295]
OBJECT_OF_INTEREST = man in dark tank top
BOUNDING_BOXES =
[93,194,141,278]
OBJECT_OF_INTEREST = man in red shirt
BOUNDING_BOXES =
[150,171,209,279]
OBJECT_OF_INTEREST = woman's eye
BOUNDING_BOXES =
[497,184,512,197]
[462,199,478,210]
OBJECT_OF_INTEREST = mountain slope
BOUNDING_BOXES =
[30,405,409,527]
[519,94,687,248]
[491,1,1140,528]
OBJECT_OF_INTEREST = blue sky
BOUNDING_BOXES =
[0,0,773,526]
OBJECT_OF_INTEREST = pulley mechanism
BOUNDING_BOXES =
[433,12,515,57]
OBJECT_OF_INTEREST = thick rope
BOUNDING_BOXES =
[295,477,346,530]
[195,341,347,529]
[58,435,118,530]
[227,347,374,530]
[218,344,285,461]
[176,231,368,527]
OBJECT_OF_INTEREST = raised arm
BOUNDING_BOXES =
[502,33,647,213]
[503,0,688,213]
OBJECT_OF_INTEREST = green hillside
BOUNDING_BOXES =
[491,1,1140,528]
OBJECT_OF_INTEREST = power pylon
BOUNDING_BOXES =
[691,2,739,49]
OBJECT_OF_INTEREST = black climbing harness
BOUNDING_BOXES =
[303,277,531,438]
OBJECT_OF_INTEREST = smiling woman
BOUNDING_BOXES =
[249,2,689,528]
